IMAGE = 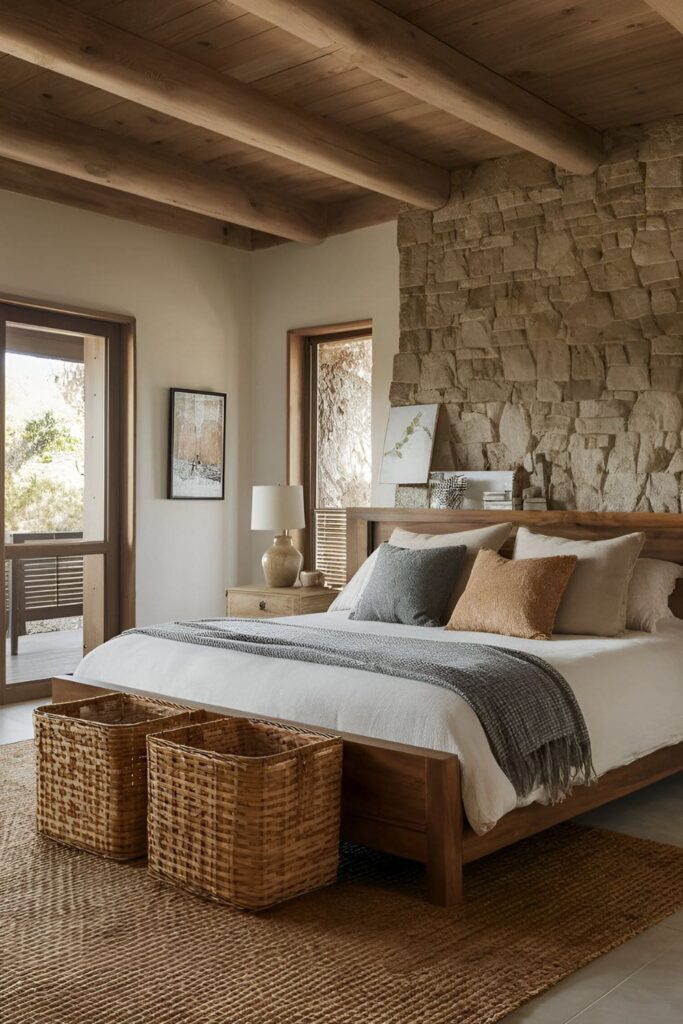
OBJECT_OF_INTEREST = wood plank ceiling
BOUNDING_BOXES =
[0,0,680,249]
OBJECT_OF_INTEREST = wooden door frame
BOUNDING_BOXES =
[287,319,372,568]
[0,297,136,704]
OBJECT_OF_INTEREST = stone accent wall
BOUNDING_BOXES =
[393,119,683,512]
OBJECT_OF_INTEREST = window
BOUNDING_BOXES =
[315,335,372,509]
[288,322,372,587]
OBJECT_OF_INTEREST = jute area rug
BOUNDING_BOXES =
[3,740,683,1024]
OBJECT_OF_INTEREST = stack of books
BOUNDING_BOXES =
[482,490,521,511]
[523,497,548,511]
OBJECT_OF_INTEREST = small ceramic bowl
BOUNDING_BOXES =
[300,570,324,588]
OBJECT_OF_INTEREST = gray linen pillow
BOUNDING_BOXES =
[350,542,467,627]
[513,527,645,636]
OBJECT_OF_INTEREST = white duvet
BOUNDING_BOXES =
[77,614,683,835]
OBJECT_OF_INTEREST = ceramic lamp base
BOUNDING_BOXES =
[262,533,303,588]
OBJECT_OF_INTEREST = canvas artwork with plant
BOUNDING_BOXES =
[383,410,432,461]
[379,404,439,485]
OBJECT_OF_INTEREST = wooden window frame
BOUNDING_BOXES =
[287,320,372,569]
[0,296,136,704]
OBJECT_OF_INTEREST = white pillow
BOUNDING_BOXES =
[626,558,683,633]
[329,522,513,615]
[328,546,380,613]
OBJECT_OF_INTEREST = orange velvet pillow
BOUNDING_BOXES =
[446,548,578,641]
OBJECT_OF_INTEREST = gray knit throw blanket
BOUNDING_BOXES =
[129,619,595,803]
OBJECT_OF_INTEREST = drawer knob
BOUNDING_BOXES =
[259,600,267,611]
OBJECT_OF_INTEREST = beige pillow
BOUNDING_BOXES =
[626,558,683,632]
[513,527,645,636]
[389,522,513,610]
[447,549,578,641]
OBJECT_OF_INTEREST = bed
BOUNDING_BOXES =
[55,509,683,905]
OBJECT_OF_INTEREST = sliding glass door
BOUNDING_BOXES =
[0,302,135,704]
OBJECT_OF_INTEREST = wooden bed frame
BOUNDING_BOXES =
[53,509,683,907]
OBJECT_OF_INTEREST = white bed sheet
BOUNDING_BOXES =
[77,614,683,835]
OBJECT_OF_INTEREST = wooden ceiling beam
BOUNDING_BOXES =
[0,155,255,249]
[0,155,400,251]
[326,193,401,236]
[0,98,326,243]
[234,0,604,174]
[0,0,449,209]
[643,0,683,34]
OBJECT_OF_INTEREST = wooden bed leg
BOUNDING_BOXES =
[425,754,463,907]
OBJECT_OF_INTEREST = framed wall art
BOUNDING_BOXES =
[168,388,226,500]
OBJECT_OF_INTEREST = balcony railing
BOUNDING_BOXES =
[7,532,84,655]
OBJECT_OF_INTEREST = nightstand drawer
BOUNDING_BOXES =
[226,584,337,618]
[227,591,295,618]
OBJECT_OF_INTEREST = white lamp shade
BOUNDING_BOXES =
[251,484,306,531]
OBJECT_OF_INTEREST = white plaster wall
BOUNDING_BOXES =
[249,222,400,576]
[0,189,252,623]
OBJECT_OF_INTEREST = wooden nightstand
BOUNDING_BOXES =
[225,584,337,619]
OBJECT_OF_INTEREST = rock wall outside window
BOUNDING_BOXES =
[393,119,683,512]
[316,337,372,508]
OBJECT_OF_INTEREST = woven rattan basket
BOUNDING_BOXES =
[34,693,212,860]
[147,716,343,910]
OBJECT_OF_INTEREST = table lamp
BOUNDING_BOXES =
[251,484,306,587]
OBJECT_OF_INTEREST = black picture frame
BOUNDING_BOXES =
[167,387,227,500]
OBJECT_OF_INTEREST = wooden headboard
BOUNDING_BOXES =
[346,509,683,618]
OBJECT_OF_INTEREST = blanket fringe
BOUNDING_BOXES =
[501,736,596,804]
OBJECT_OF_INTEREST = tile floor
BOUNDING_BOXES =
[0,697,45,743]
[1,700,682,1022]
